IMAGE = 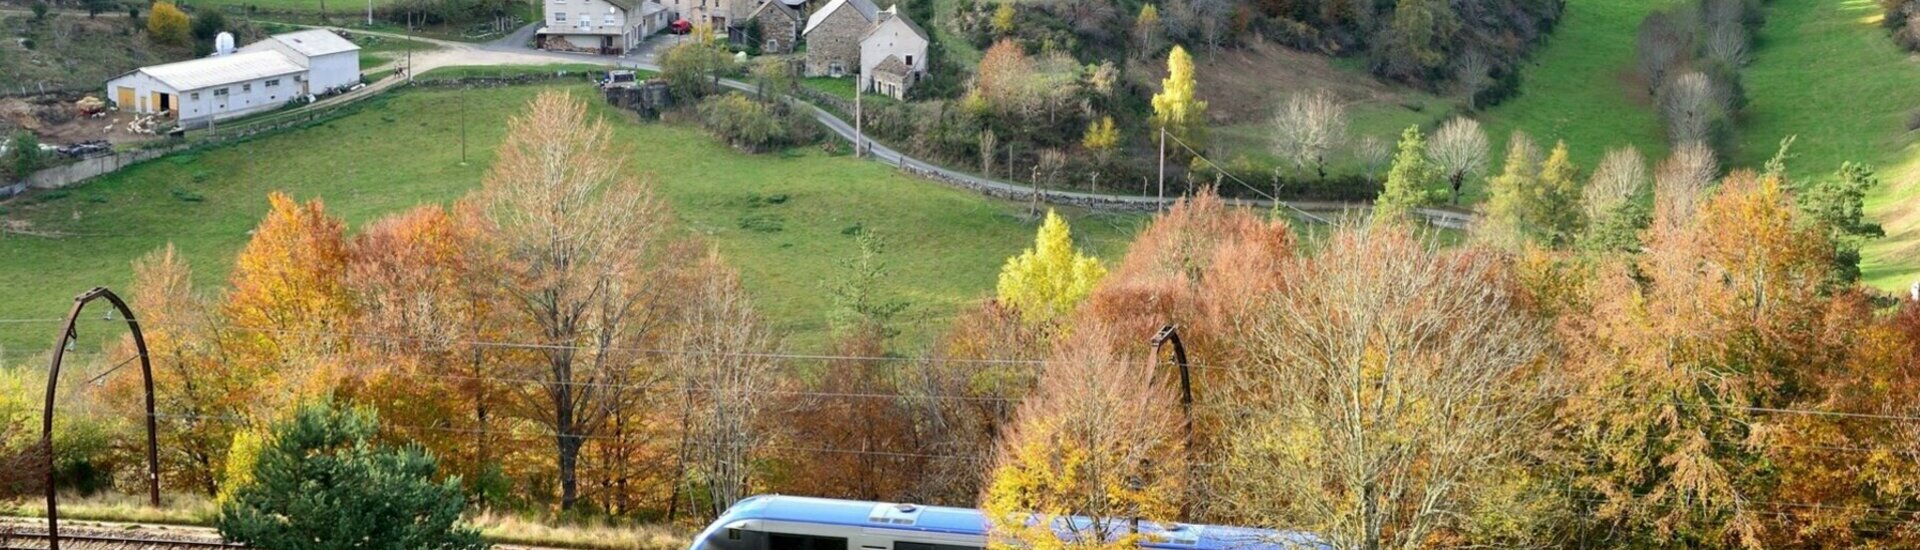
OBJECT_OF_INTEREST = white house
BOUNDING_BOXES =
[104,50,310,128]
[237,29,362,93]
[538,0,667,54]
[858,5,927,98]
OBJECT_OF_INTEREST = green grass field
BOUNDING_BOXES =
[0,84,1139,355]
[1735,0,1920,292]
[1473,0,1676,202]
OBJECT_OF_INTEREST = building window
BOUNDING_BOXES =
[242,83,253,92]
[829,61,843,77]
[578,12,589,26]
[603,13,615,25]
[266,79,280,87]
[905,54,914,68]
[213,88,229,96]
[765,38,778,51]
[190,92,201,100]
[555,11,567,20]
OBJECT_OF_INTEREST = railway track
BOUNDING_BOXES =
[0,529,243,550]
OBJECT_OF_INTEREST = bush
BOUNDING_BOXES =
[698,93,789,152]
[5,132,46,178]
[31,1,49,20]
[191,10,227,41]
[148,2,191,46]
[217,401,486,550]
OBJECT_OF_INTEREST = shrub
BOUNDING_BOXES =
[31,1,49,20]
[698,93,788,152]
[217,401,487,550]
[148,2,191,46]
[5,132,46,178]
[191,10,227,41]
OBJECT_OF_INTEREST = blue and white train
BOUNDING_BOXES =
[688,495,1326,550]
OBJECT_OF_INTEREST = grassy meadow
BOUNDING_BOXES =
[1735,0,1920,291]
[0,84,1142,355]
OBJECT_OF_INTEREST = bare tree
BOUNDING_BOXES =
[480,90,674,510]
[1635,11,1691,94]
[1355,135,1391,180]
[1453,50,1493,111]
[1705,23,1749,67]
[1584,146,1650,221]
[979,129,997,177]
[1426,117,1490,204]
[1654,141,1719,227]
[676,250,778,517]
[1193,0,1232,53]
[1271,90,1348,180]
[1222,224,1555,550]
[1660,71,1720,147]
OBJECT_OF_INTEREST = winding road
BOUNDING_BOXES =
[282,22,1476,226]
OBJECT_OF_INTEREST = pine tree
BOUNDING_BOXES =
[1373,125,1437,225]
[1479,132,1542,248]
[996,210,1107,326]
[1534,141,1586,246]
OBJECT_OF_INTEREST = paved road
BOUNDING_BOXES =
[156,21,1476,225]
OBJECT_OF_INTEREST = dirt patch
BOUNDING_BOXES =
[0,95,161,145]
[1131,41,1436,125]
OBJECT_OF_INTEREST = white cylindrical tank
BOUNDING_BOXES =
[214,32,236,56]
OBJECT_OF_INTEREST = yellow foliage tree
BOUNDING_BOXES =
[1150,46,1207,156]
[996,210,1106,326]
[216,429,265,504]
[992,2,1017,35]
[982,335,1183,550]
[224,192,355,406]
[1081,116,1119,162]
[148,1,190,47]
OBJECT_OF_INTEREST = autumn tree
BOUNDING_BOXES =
[148,1,190,46]
[1132,4,1164,58]
[1557,171,1840,548]
[112,245,254,495]
[1081,115,1119,165]
[996,210,1107,326]
[1480,134,1582,249]
[982,333,1183,550]
[479,91,677,510]
[1580,146,1651,254]
[1426,117,1488,204]
[344,204,506,493]
[673,250,778,517]
[1223,224,1555,550]
[1150,46,1207,157]
[224,192,355,405]
[991,2,1016,34]
[1372,125,1437,225]
[1271,90,1347,180]
[1373,0,1460,82]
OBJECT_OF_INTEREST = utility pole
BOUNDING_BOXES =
[853,79,863,158]
[1157,126,1166,211]
[459,87,468,165]
[366,0,372,26]
[406,13,415,84]
[1149,324,1194,519]
[42,287,162,550]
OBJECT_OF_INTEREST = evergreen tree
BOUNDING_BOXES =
[1800,162,1884,284]
[1479,132,1542,248]
[1533,141,1586,246]
[218,401,486,550]
[1373,125,1438,225]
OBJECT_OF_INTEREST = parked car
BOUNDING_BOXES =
[600,70,639,89]
[669,19,692,34]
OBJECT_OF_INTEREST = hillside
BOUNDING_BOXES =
[0,12,191,92]
[1735,0,1920,291]
[0,84,1141,354]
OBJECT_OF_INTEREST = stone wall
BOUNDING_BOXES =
[755,9,800,53]
[804,9,868,76]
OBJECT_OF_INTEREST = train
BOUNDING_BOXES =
[687,495,1326,550]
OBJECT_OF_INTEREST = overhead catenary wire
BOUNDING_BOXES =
[1158,130,1334,226]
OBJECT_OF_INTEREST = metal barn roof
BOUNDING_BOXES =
[262,29,361,57]
[137,51,306,92]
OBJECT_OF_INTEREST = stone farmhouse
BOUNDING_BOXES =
[746,0,804,54]
[802,0,878,77]
[105,30,360,129]
[538,0,670,54]
[661,0,753,42]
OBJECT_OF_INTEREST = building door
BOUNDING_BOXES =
[158,93,173,115]
[116,87,135,110]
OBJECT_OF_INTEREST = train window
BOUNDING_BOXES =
[896,542,982,550]
[769,533,847,550]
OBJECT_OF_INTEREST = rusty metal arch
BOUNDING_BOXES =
[41,287,161,550]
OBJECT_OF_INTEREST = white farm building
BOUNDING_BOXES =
[105,30,361,128]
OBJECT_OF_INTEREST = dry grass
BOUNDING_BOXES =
[470,511,691,550]
[9,492,219,526]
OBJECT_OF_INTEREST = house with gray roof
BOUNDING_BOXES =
[105,30,361,128]
[858,5,927,98]
[538,0,667,54]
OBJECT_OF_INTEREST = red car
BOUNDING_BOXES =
[669,19,693,34]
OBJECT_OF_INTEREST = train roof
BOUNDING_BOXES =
[713,496,1325,550]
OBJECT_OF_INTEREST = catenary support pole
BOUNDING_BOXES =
[42,287,161,550]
